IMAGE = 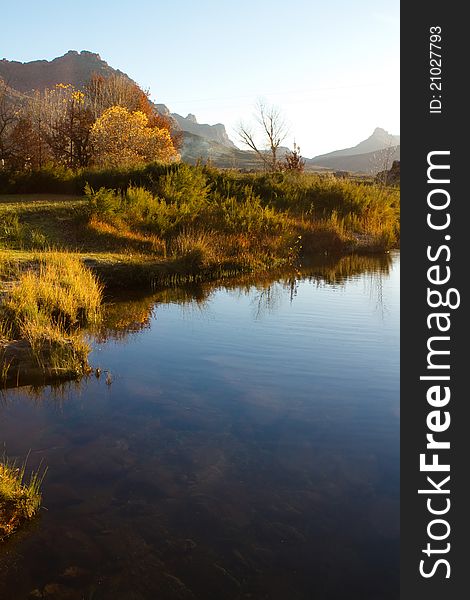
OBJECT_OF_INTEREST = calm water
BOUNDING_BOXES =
[0,253,399,600]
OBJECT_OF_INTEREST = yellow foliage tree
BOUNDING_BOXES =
[90,106,179,168]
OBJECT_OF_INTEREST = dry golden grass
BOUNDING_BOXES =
[0,456,45,540]
[1,251,103,382]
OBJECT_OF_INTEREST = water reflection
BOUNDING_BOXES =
[0,252,399,600]
[96,252,393,343]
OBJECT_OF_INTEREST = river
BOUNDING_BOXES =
[0,252,399,599]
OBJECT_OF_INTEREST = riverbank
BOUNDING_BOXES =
[1,165,399,387]
[1,166,399,283]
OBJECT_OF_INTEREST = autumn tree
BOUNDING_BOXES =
[2,75,180,172]
[237,100,289,171]
[86,74,182,151]
[90,106,179,168]
[8,116,49,170]
[147,111,183,151]
[2,84,53,169]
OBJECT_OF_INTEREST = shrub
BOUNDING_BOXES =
[1,164,399,254]
[171,230,215,270]
[218,191,285,234]
[123,185,157,220]
[155,163,210,206]
[84,183,121,220]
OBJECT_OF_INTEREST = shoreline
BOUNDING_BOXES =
[1,248,396,389]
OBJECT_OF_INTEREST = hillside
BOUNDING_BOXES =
[307,145,400,174]
[181,132,264,168]
[311,128,400,162]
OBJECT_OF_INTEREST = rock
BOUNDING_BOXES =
[376,160,400,186]
[172,113,236,149]
[0,51,124,93]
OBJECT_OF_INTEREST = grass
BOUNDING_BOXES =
[0,164,399,291]
[0,168,399,377]
[1,251,103,385]
[0,194,85,250]
[0,162,399,246]
[0,454,45,540]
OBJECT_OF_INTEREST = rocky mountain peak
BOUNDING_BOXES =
[172,113,236,149]
[368,127,398,145]
[0,51,131,93]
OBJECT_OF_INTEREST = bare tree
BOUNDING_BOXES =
[238,99,288,171]
[86,74,144,120]
[0,78,21,164]
[23,85,90,168]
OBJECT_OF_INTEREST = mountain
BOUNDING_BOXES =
[311,128,400,162]
[308,128,400,172]
[0,51,236,151]
[172,113,236,149]
[306,145,400,174]
[311,127,400,162]
[1,52,399,172]
[181,132,261,168]
[0,50,130,92]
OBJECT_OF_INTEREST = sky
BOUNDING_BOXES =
[1,0,399,158]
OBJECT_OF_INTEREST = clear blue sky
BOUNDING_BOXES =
[2,0,399,157]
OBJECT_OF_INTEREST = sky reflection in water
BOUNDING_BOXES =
[0,252,399,600]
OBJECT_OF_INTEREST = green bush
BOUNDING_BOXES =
[84,183,121,219]
[2,163,399,250]
[154,164,210,205]
[123,186,156,219]
[217,192,284,234]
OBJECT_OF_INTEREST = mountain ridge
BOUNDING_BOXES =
[306,145,400,173]
[1,51,399,172]
[311,128,400,162]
